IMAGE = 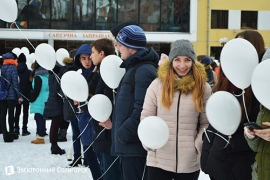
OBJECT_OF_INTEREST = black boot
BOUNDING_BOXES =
[57,129,67,142]
[9,133,19,140]
[22,128,31,136]
[3,133,14,143]
[68,157,82,167]
[82,158,88,167]
[51,145,66,155]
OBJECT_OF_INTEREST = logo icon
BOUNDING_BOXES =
[5,165,14,175]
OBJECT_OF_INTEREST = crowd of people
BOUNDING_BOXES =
[0,22,270,180]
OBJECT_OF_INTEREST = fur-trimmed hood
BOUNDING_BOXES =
[157,60,207,93]
[62,57,73,65]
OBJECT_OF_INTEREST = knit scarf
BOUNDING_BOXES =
[3,59,18,67]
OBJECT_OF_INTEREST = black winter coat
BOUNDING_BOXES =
[201,92,260,180]
[111,48,159,157]
[17,62,31,104]
[87,67,113,153]
[59,62,79,121]
[43,66,63,118]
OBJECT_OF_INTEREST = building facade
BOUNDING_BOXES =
[0,0,269,58]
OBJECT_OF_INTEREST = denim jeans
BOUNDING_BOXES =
[78,111,94,146]
[70,117,81,159]
[84,145,102,180]
[34,113,45,137]
[101,153,122,180]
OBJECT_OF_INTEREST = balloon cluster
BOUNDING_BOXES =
[207,38,270,136]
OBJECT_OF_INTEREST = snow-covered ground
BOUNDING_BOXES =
[0,114,210,180]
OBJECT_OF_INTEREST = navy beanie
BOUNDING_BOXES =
[110,22,138,37]
[200,56,211,65]
[116,25,146,50]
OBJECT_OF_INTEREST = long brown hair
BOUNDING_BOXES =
[161,62,206,112]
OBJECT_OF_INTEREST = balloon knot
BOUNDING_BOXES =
[228,135,232,139]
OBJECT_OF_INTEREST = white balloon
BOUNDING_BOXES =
[251,59,270,110]
[100,55,125,89]
[206,91,242,135]
[21,47,30,56]
[0,0,18,22]
[27,53,35,64]
[88,94,112,122]
[220,38,258,89]
[60,71,89,102]
[138,116,169,149]
[56,48,69,66]
[35,43,56,70]
[12,47,21,57]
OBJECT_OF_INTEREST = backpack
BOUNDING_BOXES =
[129,61,158,92]
[0,71,10,100]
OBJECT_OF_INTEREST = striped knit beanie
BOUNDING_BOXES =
[116,25,146,50]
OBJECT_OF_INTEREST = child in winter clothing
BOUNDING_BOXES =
[29,62,49,144]
[0,52,23,142]
[14,53,32,136]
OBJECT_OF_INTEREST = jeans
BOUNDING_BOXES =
[121,156,147,180]
[78,111,94,146]
[70,117,81,159]
[34,113,45,137]
[101,153,122,180]
[84,145,102,180]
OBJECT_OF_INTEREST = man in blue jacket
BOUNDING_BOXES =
[109,25,159,180]
[73,44,102,180]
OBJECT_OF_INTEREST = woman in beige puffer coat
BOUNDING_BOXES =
[141,39,212,180]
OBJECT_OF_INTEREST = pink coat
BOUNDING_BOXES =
[141,78,212,173]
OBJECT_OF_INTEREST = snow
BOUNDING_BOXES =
[0,114,210,180]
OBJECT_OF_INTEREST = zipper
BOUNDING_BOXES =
[176,92,181,172]
[261,107,265,180]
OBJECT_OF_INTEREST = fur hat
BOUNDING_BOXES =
[18,53,27,63]
[116,25,146,50]
[169,40,196,63]
[110,22,138,37]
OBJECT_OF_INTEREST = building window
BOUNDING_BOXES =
[140,0,160,31]
[96,0,117,30]
[241,11,257,29]
[118,0,139,24]
[160,0,190,32]
[73,0,95,30]
[211,10,228,29]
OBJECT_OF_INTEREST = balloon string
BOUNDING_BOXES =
[11,22,36,50]
[233,89,250,123]
[78,101,88,108]
[141,163,146,180]
[242,91,250,123]
[71,127,106,168]
[204,129,231,148]
[112,89,116,105]
[52,70,79,121]
[97,156,120,180]
[52,70,61,82]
